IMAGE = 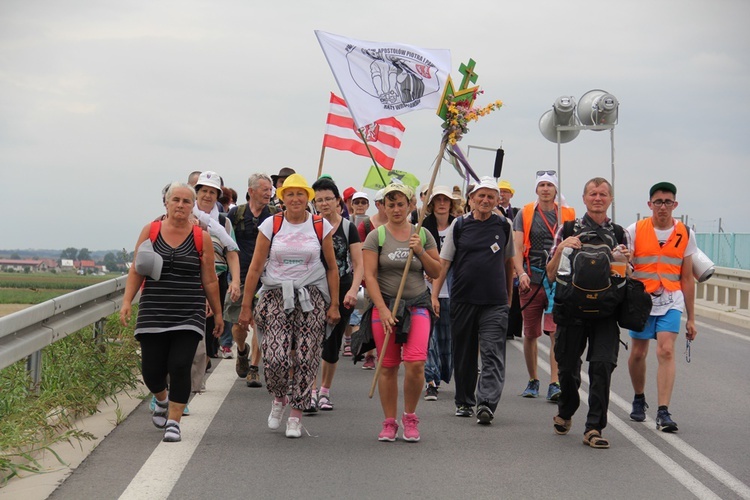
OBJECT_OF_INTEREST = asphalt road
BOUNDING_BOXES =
[49,315,750,500]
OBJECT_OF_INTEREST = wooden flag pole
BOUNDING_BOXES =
[368,137,449,398]
[316,142,327,180]
[358,129,389,188]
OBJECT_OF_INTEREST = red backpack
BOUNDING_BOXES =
[270,212,325,265]
[149,220,204,257]
[270,212,324,244]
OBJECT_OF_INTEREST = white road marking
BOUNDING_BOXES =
[693,319,750,342]
[119,358,237,500]
[515,340,750,499]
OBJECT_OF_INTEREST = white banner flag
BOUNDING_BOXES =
[315,30,451,129]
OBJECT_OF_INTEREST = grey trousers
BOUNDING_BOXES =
[451,303,509,413]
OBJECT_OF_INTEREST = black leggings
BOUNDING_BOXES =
[321,286,354,364]
[139,330,201,404]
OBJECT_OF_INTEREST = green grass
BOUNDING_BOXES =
[0,272,113,291]
[0,272,120,305]
[0,311,142,485]
[0,288,69,304]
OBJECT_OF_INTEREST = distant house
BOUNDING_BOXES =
[76,260,98,274]
[0,259,46,272]
[41,259,60,272]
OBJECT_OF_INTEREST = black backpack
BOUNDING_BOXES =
[553,220,626,320]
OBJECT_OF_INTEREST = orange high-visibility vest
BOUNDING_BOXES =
[521,202,575,260]
[632,218,689,293]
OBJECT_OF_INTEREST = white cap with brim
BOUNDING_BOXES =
[352,191,369,202]
[469,176,501,196]
[428,185,459,205]
[134,239,163,281]
[374,188,386,202]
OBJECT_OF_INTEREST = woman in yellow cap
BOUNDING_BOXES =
[238,173,340,438]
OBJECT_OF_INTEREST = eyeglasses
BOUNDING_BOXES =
[314,197,336,204]
[352,199,368,205]
[536,170,556,177]
[650,199,675,207]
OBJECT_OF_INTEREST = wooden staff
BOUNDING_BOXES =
[368,137,449,398]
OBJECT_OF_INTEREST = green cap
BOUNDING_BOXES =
[649,181,676,198]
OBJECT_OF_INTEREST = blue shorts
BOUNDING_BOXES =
[349,308,362,327]
[629,309,682,340]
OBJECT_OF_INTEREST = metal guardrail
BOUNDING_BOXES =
[696,266,750,311]
[1,268,748,384]
[0,276,135,382]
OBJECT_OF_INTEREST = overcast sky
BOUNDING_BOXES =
[2,0,748,252]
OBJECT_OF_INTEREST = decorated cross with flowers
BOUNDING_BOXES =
[437,59,503,145]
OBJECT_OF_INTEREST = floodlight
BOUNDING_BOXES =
[539,96,580,143]
[537,90,619,222]
[577,90,618,127]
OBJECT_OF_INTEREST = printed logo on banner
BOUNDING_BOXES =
[344,44,444,112]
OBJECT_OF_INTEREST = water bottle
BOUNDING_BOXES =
[557,247,573,276]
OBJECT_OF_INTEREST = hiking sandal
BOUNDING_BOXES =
[583,429,610,449]
[553,415,572,435]
[318,394,333,411]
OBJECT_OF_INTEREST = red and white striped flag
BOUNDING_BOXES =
[323,92,405,170]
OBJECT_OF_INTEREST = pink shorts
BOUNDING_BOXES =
[371,307,430,367]
[520,283,556,339]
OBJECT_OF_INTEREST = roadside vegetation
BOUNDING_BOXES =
[0,275,142,486]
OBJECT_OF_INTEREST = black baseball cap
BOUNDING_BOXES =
[649,181,677,198]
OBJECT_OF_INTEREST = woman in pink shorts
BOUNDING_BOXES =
[362,184,441,442]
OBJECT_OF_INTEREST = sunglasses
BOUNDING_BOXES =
[650,199,675,207]
[352,199,368,205]
[536,170,556,177]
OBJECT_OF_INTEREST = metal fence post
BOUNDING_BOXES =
[94,318,106,341]
[27,351,42,394]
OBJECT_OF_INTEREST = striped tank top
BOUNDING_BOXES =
[135,230,206,337]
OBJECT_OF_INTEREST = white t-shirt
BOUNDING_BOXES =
[259,215,333,282]
[426,227,451,299]
[626,221,697,316]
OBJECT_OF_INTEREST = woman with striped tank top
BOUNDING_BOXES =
[120,182,223,443]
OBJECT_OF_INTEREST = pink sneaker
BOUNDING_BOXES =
[362,354,376,370]
[401,413,420,442]
[378,418,399,442]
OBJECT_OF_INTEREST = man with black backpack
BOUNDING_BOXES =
[546,177,630,449]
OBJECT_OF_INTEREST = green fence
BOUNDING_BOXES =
[695,233,750,270]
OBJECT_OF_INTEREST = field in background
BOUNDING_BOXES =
[0,272,116,307]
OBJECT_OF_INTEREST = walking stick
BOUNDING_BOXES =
[368,138,449,398]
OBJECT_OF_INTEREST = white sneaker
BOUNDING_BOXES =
[286,417,302,438]
[268,399,285,430]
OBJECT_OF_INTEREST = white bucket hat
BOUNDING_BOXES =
[469,176,501,196]
[427,185,459,205]
[195,171,222,196]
